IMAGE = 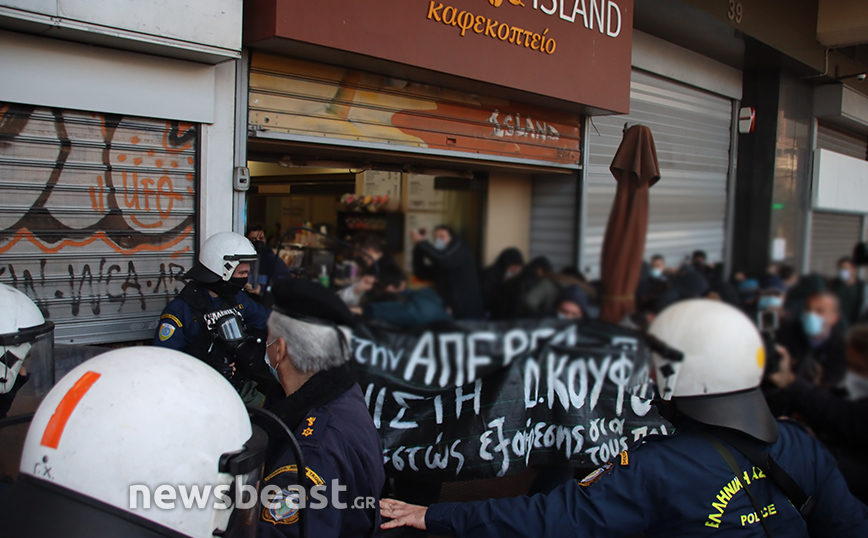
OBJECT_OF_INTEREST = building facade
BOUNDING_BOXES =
[0,0,243,343]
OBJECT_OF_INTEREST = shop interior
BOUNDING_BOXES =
[245,150,486,284]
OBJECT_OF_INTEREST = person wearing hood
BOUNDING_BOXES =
[411,225,485,320]
[833,257,864,327]
[480,247,524,316]
[752,274,789,326]
[768,323,868,504]
[553,285,590,320]
[247,224,291,298]
[671,263,710,301]
[775,291,847,388]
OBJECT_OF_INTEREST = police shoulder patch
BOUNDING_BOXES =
[158,323,176,342]
[579,462,613,487]
[261,465,325,526]
[263,487,301,525]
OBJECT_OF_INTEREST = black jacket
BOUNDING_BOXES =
[776,318,848,388]
[412,238,484,320]
[783,378,868,504]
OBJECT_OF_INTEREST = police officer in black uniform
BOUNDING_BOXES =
[381,299,868,537]
[154,231,271,403]
[260,278,384,538]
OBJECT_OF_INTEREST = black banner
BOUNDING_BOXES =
[350,318,669,481]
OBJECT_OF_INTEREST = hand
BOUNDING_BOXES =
[245,283,261,295]
[768,345,795,388]
[410,228,427,244]
[355,275,376,294]
[349,307,363,315]
[380,499,428,530]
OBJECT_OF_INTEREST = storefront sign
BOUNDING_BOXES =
[244,0,633,113]
[351,318,667,480]
[249,54,583,165]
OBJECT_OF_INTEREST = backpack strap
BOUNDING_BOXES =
[711,427,815,518]
[700,432,775,537]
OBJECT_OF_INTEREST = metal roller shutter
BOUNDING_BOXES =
[816,123,868,160]
[808,212,863,277]
[810,123,867,276]
[529,174,578,271]
[0,103,197,344]
[582,70,733,278]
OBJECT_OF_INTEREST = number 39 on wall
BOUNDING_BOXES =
[727,0,743,24]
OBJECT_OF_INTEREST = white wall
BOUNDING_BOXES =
[813,149,868,214]
[632,31,742,100]
[0,0,242,52]
[0,30,216,123]
[199,60,239,243]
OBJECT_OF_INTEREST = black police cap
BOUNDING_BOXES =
[271,278,354,327]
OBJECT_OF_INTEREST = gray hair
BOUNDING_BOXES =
[267,312,351,373]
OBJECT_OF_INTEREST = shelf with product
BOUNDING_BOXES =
[336,211,405,254]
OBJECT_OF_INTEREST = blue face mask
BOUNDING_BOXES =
[757,295,783,310]
[801,312,825,338]
[434,238,447,251]
[265,341,280,382]
[650,267,663,279]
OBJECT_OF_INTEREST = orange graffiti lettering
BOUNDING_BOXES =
[0,228,192,256]
[88,175,106,212]
[122,171,140,210]
[171,246,191,259]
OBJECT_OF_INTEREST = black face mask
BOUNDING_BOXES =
[253,241,269,255]
[207,277,247,301]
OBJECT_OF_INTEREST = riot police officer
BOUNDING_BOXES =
[154,231,271,403]
[0,284,55,481]
[381,299,868,537]
[0,283,54,418]
[0,347,269,537]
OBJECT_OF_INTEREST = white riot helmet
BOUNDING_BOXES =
[187,231,258,283]
[647,299,777,443]
[0,348,267,538]
[0,284,54,396]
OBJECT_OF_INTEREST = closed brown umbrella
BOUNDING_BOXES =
[599,124,661,324]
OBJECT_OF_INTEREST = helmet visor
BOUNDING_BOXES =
[0,322,53,480]
[218,425,268,538]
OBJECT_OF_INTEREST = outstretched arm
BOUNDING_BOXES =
[380,499,428,531]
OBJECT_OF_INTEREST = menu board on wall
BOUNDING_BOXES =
[407,174,446,211]
[362,170,402,200]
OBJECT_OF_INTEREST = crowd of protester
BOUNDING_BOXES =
[250,222,868,504]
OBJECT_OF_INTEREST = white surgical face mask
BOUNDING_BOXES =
[844,371,868,401]
[265,340,280,382]
[650,267,663,279]
[801,312,825,338]
[839,269,852,282]
[434,238,447,251]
